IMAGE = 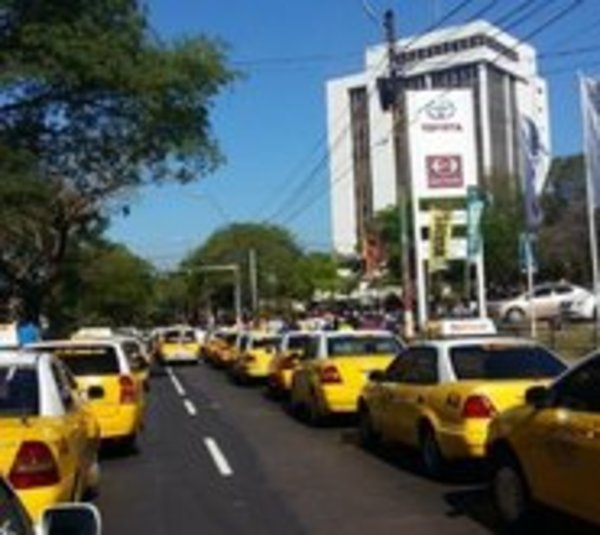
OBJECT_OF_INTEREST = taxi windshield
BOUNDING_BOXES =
[44,346,120,376]
[327,336,400,357]
[0,366,39,417]
[164,331,196,343]
[450,344,567,380]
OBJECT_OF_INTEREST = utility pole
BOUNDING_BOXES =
[248,249,258,316]
[383,9,415,339]
[194,264,242,327]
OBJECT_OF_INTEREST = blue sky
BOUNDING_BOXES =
[108,0,600,268]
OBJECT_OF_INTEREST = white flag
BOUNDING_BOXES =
[582,76,600,207]
[520,116,546,230]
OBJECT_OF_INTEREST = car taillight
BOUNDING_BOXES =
[461,395,497,419]
[9,441,60,489]
[320,365,342,384]
[120,375,138,404]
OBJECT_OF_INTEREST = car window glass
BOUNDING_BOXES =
[164,330,195,343]
[404,348,438,385]
[326,336,400,357]
[305,337,320,359]
[554,357,600,412]
[533,287,552,298]
[385,352,412,382]
[251,337,280,350]
[51,362,75,412]
[123,342,147,371]
[450,344,566,380]
[0,366,39,417]
[0,478,34,535]
[554,285,573,295]
[42,346,121,376]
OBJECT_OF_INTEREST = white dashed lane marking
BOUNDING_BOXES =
[204,437,234,477]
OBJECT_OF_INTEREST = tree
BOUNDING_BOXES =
[298,252,341,297]
[48,241,155,332]
[0,0,236,316]
[183,223,307,315]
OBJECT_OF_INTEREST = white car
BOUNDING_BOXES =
[495,283,591,323]
[564,292,599,320]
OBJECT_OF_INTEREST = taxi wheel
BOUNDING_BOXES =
[505,307,525,323]
[491,452,532,528]
[358,406,379,449]
[419,425,446,479]
[307,392,324,427]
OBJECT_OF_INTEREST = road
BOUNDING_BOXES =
[95,363,505,534]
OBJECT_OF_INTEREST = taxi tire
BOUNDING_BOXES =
[491,450,532,530]
[419,425,446,480]
[307,393,324,427]
[505,307,525,324]
[358,406,379,449]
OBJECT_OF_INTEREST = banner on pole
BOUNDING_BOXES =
[582,76,600,208]
[518,233,537,274]
[429,209,452,273]
[520,116,547,231]
[466,186,485,262]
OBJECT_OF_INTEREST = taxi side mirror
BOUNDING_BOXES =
[41,503,101,535]
[525,386,553,409]
[369,370,386,382]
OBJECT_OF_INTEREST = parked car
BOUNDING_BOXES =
[290,330,403,425]
[358,332,567,478]
[229,331,282,383]
[564,292,599,321]
[487,351,600,529]
[30,339,147,450]
[0,474,101,534]
[0,351,100,522]
[494,282,591,322]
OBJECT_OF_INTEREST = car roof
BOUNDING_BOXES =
[318,330,394,338]
[412,336,543,350]
[29,339,120,349]
[0,349,46,366]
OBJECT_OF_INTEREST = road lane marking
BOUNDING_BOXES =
[183,398,197,417]
[166,367,186,396]
[204,437,233,477]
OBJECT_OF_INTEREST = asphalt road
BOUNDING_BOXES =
[95,362,588,535]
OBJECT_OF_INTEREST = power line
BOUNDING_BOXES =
[259,0,502,226]
[273,0,583,230]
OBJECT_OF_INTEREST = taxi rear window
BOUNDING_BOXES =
[44,346,120,376]
[0,366,39,417]
[450,344,566,380]
[163,331,196,343]
[327,336,400,357]
[252,337,280,350]
[288,335,312,351]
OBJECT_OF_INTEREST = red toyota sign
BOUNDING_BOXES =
[426,155,463,188]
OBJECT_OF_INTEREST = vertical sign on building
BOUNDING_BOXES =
[405,89,485,326]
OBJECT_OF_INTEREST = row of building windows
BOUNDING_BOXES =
[398,33,519,66]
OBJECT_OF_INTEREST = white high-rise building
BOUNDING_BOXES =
[326,20,550,255]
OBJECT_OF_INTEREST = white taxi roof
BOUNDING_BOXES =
[0,350,40,366]
[413,336,542,351]
[319,329,395,338]
[29,338,121,349]
[425,318,497,338]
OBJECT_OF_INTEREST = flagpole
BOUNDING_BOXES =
[526,234,537,338]
[580,73,600,342]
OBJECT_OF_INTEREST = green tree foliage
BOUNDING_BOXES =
[0,0,236,316]
[298,252,341,296]
[48,241,155,333]
[538,154,590,283]
[183,223,308,314]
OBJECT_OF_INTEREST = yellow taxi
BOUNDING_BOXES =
[30,340,146,450]
[357,320,567,478]
[0,351,100,522]
[487,351,600,529]
[157,326,200,365]
[266,331,316,398]
[205,329,239,368]
[229,331,281,384]
[290,330,402,425]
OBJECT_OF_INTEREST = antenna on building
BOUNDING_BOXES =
[361,0,381,28]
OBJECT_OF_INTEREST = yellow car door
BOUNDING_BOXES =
[527,357,600,523]
[385,347,439,445]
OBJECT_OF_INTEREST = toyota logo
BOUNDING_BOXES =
[426,99,456,121]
